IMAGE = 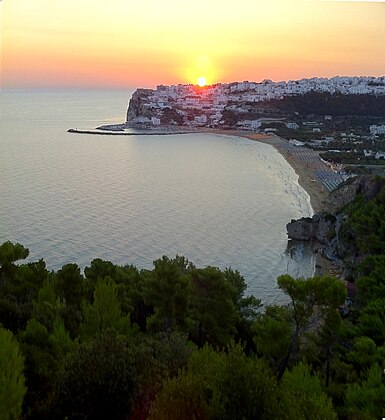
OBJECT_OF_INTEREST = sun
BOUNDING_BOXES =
[197,76,207,87]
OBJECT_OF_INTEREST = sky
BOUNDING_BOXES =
[1,0,384,89]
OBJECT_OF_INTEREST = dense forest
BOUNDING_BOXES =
[270,92,385,117]
[1,182,385,419]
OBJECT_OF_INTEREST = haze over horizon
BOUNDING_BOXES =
[1,0,384,89]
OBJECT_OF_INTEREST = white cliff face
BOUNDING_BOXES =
[125,76,385,128]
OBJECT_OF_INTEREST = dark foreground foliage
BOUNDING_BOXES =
[1,185,385,419]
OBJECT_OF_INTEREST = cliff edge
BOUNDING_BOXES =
[126,89,154,126]
[287,175,385,278]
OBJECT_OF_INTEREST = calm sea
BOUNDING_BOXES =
[0,89,313,304]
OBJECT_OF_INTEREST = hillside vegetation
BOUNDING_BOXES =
[270,92,385,117]
[1,180,385,418]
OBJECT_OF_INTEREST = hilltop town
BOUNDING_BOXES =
[125,76,385,174]
[126,76,385,128]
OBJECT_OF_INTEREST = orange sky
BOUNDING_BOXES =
[1,0,384,88]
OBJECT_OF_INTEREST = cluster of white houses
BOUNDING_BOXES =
[370,125,385,136]
[127,76,385,129]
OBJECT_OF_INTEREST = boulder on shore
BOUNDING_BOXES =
[286,216,319,241]
[286,214,334,244]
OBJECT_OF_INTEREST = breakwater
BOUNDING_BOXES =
[67,128,195,136]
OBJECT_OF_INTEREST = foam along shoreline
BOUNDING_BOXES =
[205,129,336,277]
[68,126,327,213]
[204,130,328,214]
[69,125,331,276]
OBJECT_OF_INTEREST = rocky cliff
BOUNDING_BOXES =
[126,89,154,126]
[287,175,385,277]
[126,88,186,127]
[323,174,385,214]
[286,214,335,243]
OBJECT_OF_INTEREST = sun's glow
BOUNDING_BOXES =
[2,1,384,88]
[197,76,207,87]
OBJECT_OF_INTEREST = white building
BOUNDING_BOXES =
[250,120,262,130]
[195,114,208,125]
[237,119,262,130]
[370,125,385,135]
[286,122,299,129]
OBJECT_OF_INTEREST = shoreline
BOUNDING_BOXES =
[74,124,335,277]
[76,125,327,213]
[202,129,328,213]
[202,129,335,277]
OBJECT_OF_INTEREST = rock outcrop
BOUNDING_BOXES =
[287,217,318,241]
[324,174,385,214]
[126,89,154,127]
[287,175,385,278]
[286,214,334,244]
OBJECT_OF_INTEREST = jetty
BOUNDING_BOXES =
[67,128,197,136]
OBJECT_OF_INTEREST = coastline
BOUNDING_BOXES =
[203,129,328,213]
[87,125,328,213]
[203,129,335,278]
[75,124,335,278]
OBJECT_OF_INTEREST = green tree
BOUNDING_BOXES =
[149,370,210,420]
[0,243,38,333]
[254,305,292,365]
[54,263,84,308]
[18,318,60,418]
[143,256,191,333]
[84,258,119,302]
[0,326,26,420]
[32,280,64,331]
[51,264,85,337]
[56,330,138,420]
[276,275,346,379]
[1,260,48,306]
[131,332,194,419]
[49,319,73,359]
[151,343,278,419]
[81,278,131,339]
[223,268,262,346]
[356,298,385,344]
[278,363,337,419]
[357,255,385,303]
[346,336,385,378]
[348,185,385,255]
[84,258,117,283]
[314,309,343,387]
[0,297,31,333]
[0,241,29,284]
[111,264,149,330]
[223,268,261,321]
[345,365,385,419]
[206,343,277,420]
[188,267,237,347]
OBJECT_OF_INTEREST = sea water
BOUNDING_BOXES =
[0,89,313,304]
